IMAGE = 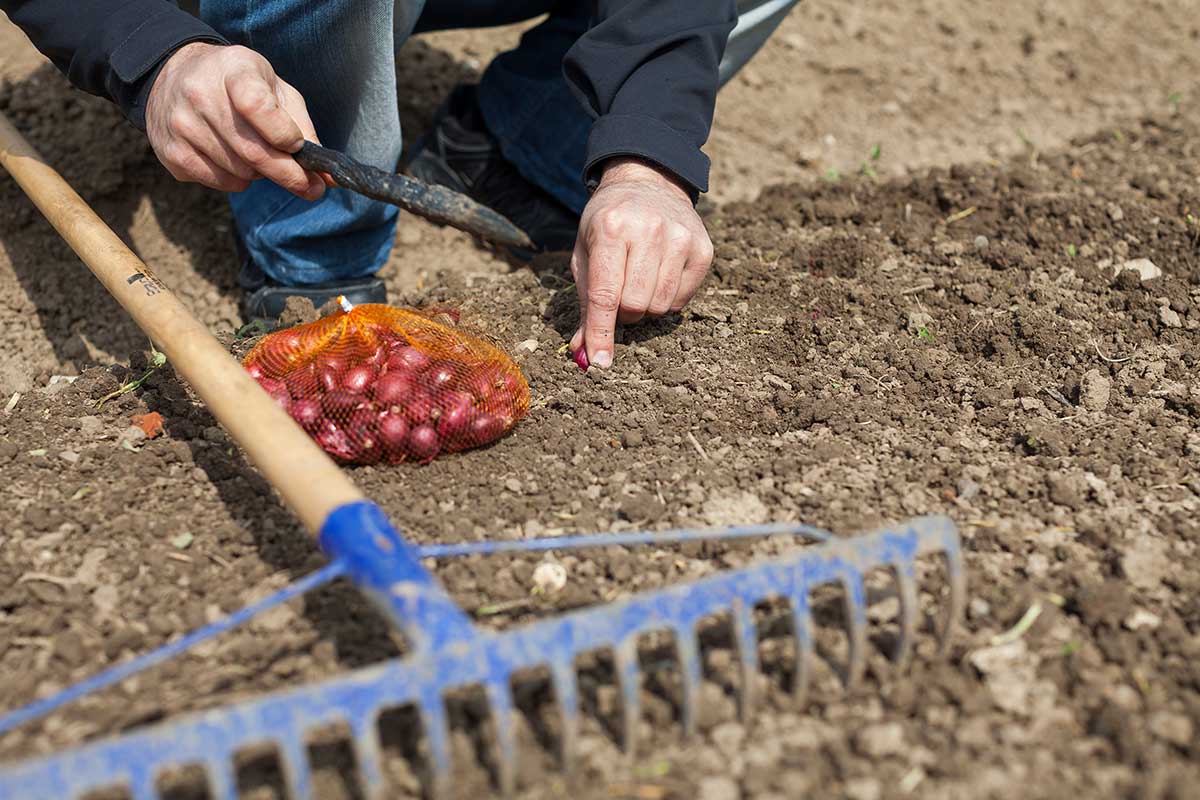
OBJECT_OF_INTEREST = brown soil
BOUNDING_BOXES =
[2,4,1200,800]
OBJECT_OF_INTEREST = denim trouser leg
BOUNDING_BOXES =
[476,14,594,216]
[197,0,426,285]
[416,2,592,215]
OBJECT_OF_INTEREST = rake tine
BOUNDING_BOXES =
[841,567,869,691]
[790,592,814,707]
[615,638,642,756]
[892,560,920,670]
[486,681,519,796]
[206,757,237,800]
[675,626,703,738]
[550,660,580,775]
[278,734,313,800]
[731,598,760,724]
[128,763,156,800]
[353,715,387,800]
[419,692,453,800]
[941,540,968,651]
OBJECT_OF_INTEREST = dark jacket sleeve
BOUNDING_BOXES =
[563,0,737,200]
[1,0,228,130]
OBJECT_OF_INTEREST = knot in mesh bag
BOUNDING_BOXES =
[242,302,529,464]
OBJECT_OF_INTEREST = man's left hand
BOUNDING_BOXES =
[570,158,714,369]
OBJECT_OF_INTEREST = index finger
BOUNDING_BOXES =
[226,74,305,153]
[584,237,626,369]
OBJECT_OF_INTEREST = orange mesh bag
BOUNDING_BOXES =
[241,301,529,464]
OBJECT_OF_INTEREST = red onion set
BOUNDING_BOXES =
[243,326,528,465]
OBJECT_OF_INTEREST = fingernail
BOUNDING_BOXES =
[593,350,612,369]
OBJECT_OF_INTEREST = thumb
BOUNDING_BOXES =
[276,80,320,147]
[274,79,325,199]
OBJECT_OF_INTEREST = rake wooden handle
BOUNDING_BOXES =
[0,110,364,533]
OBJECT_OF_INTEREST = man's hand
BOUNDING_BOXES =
[146,43,324,200]
[570,158,714,369]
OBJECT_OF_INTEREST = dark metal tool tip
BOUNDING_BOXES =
[294,141,534,250]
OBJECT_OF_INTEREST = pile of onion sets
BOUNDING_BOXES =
[242,304,529,465]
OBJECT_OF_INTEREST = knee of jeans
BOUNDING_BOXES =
[234,190,399,285]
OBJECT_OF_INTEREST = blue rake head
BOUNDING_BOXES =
[0,509,965,799]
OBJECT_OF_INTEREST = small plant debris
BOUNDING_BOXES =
[96,344,166,409]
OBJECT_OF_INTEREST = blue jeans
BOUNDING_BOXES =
[197,0,588,286]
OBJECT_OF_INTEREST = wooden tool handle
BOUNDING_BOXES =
[0,110,363,533]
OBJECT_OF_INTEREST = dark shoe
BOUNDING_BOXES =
[234,234,387,324]
[240,278,387,324]
[405,84,579,261]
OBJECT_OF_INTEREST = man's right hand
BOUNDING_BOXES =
[145,42,325,200]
